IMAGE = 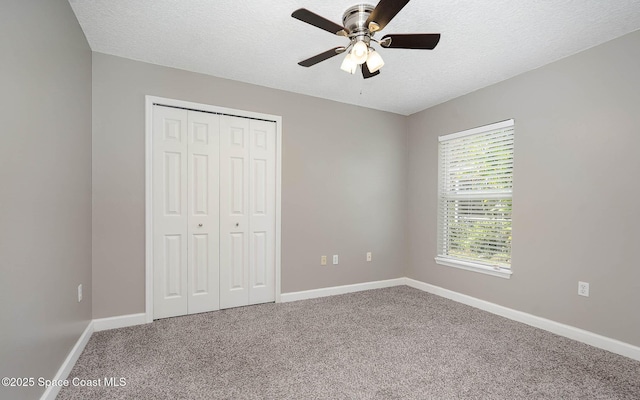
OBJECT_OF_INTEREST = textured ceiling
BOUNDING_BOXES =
[69,0,640,115]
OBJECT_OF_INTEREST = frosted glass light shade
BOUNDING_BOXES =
[352,41,369,64]
[340,53,357,74]
[366,49,384,73]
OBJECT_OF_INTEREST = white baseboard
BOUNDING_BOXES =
[280,278,405,303]
[404,277,640,362]
[40,321,94,400]
[93,313,148,332]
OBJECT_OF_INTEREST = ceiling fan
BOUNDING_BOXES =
[291,0,441,79]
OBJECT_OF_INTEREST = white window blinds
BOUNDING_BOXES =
[436,120,514,277]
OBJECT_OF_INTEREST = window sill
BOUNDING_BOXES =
[435,256,512,279]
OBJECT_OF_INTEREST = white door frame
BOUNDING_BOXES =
[145,95,283,323]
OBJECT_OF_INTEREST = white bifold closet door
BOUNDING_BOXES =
[153,105,276,319]
[153,106,220,319]
[220,116,276,309]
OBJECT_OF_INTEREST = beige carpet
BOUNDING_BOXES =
[57,286,640,399]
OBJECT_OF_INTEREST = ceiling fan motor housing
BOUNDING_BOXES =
[343,4,375,43]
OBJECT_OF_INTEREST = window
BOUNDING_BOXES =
[436,120,514,279]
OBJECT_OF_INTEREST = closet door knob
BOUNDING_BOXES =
[198,223,203,227]
[235,223,239,227]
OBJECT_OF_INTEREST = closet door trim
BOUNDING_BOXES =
[144,96,282,323]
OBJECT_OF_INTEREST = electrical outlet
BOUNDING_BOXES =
[320,255,327,266]
[333,255,339,265]
[366,252,372,262]
[77,284,83,302]
[578,281,589,297]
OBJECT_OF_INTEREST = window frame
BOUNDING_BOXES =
[435,119,514,279]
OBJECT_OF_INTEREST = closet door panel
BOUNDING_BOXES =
[220,116,250,309]
[153,106,189,319]
[187,111,220,314]
[249,120,276,304]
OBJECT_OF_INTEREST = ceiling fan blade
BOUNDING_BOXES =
[362,63,381,79]
[366,0,410,32]
[292,9,347,36]
[381,33,441,49]
[298,47,345,67]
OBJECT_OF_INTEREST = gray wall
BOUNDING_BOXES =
[407,30,640,346]
[0,0,92,399]
[92,53,408,318]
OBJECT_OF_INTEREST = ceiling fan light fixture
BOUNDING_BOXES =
[351,40,369,64]
[366,49,384,73]
[340,52,358,74]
